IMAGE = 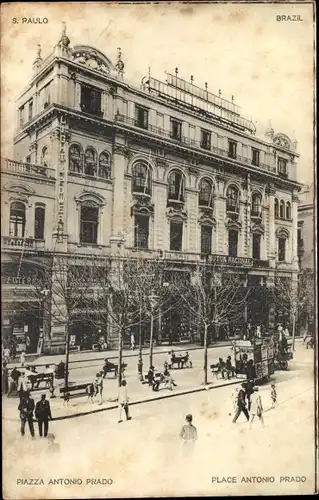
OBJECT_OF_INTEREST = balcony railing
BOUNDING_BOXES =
[2,236,45,250]
[2,159,55,178]
[115,114,278,174]
[253,259,270,268]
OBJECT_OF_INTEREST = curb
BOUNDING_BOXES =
[49,379,242,421]
[3,379,241,423]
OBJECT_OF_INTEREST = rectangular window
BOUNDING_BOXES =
[42,84,51,109]
[252,148,260,166]
[28,100,33,121]
[26,155,31,164]
[80,206,98,244]
[134,215,149,249]
[135,105,149,129]
[278,237,286,262]
[228,230,238,257]
[200,129,211,150]
[170,221,183,251]
[278,157,287,176]
[34,206,45,240]
[80,85,102,116]
[252,233,261,260]
[19,106,24,127]
[228,140,237,159]
[201,225,212,255]
[170,118,182,140]
[156,112,164,130]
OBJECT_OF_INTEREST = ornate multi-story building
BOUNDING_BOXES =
[1,24,303,354]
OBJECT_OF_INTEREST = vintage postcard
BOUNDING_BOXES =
[1,1,317,498]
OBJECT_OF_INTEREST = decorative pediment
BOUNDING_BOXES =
[72,45,115,74]
[199,214,216,227]
[4,182,35,196]
[273,133,293,151]
[130,195,154,216]
[225,218,242,231]
[74,190,105,207]
[275,227,290,239]
[166,206,188,221]
[251,222,265,235]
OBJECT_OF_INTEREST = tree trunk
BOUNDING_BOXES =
[292,312,296,351]
[118,327,123,387]
[149,312,154,368]
[64,322,70,389]
[204,322,208,385]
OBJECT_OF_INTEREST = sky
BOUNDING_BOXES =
[1,2,315,185]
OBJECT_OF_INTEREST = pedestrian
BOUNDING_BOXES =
[232,383,250,423]
[118,380,131,423]
[179,414,198,456]
[19,350,26,367]
[230,387,239,415]
[18,393,35,438]
[35,394,52,437]
[86,382,95,403]
[130,332,135,351]
[147,366,155,387]
[94,372,103,405]
[249,387,264,429]
[25,335,31,352]
[270,383,277,409]
[243,379,255,411]
[18,371,31,399]
[46,433,60,454]
[3,346,10,364]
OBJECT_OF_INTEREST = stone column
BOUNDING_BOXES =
[153,180,167,251]
[25,202,34,238]
[214,195,227,254]
[75,82,81,111]
[110,144,126,248]
[291,194,299,269]
[267,184,276,263]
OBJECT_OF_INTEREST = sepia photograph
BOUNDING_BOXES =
[1,1,317,498]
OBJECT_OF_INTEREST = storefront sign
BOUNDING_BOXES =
[207,255,253,267]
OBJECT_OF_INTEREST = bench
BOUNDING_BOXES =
[69,345,81,352]
[59,383,90,400]
[29,373,54,390]
[170,355,192,369]
[102,362,127,378]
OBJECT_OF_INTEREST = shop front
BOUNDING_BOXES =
[2,301,44,354]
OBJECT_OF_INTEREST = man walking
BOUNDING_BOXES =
[179,414,198,456]
[18,393,35,438]
[118,380,132,423]
[130,332,135,351]
[35,394,52,437]
[232,383,250,423]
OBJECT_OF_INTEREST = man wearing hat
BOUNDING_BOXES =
[249,386,264,429]
[35,394,52,437]
[232,383,250,423]
[180,414,198,456]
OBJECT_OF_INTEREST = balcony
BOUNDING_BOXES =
[2,236,45,250]
[253,259,270,268]
[114,114,277,174]
[2,159,55,178]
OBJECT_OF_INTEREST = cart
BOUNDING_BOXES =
[233,337,275,384]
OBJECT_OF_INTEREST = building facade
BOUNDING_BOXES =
[1,25,303,354]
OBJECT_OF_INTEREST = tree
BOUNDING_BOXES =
[272,275,299,349]
[177,263,250,384]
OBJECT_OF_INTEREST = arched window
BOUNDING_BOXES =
[34,205,45,240]
[251,193,262,216]
[69,145,82,173]
[168,171,185,202]
[9,201,26,237]
[80,204,99,244]
[199,179,214,208]
[84,148,97,176]
[132,162,151,195]
[280,200,285,219]
[286,201,291,220]
[274,198,279,218]
[98,152,111,179]
[41,147,48,167]
[226,185,239,212]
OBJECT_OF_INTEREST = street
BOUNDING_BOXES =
[2,341,316,498]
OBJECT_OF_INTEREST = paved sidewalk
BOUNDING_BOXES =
[3,370,242,421]
[7,340,233,368]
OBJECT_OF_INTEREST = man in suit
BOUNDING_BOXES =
[35,394,52,437]
[232,383,250,423]
[18,393,35,437]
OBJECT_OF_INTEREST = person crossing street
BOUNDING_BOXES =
[18,393,35,438]
[35,394,52,437]
[118,380,131,423]
[232,383,250,423]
